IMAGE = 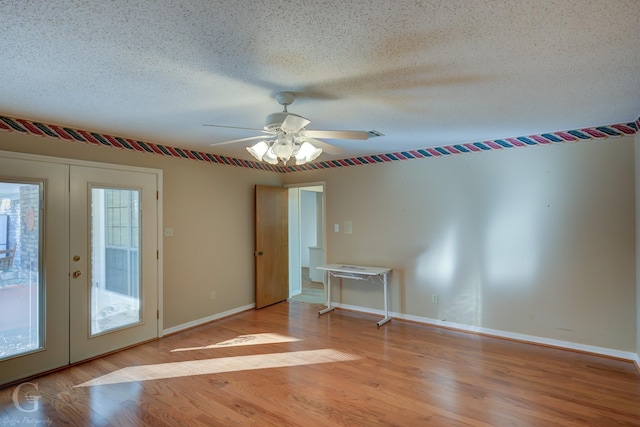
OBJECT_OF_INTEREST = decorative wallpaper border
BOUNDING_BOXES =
[0,114,638,173]
[0,115,280,172]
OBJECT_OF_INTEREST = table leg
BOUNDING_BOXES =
[318,270,335,316]
[376,273,391,327]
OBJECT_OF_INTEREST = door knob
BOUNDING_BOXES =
[72,270,82,278]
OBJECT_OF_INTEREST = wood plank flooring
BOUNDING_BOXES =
[1,301,639,426]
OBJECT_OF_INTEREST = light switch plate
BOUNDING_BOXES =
[344,221,353,234]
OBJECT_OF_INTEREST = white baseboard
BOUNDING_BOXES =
[162,303,255,336]
[334,303,638,363]
[161,301,640,367]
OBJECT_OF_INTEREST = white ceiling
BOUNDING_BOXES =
[1,1,639,164]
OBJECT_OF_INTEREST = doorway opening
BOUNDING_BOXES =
[287,184,325,304]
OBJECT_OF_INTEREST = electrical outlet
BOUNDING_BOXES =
[210,290,217,300]
[164,227,174,237]
[431,294,439,304]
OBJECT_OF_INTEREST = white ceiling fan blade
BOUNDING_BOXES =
[303,130,369,140]
[304,138,343,156]
[210,135,273,146]
[281,114,311,132]
[204,124,268,133]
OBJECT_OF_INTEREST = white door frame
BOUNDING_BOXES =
[284,182,326,299]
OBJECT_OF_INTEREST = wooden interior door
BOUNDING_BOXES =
[255,185,288,309]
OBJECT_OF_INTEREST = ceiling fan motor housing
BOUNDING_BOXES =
[264,92,302,131]
[264,112,307,132]
[264,112,287,131]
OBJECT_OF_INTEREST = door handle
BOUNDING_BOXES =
[254,251,264,256]
[72,270,82,278]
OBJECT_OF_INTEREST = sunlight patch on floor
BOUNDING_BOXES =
[171,333,301,352]
[75,349,361,387]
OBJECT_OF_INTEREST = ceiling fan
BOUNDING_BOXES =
[205,92,381,165]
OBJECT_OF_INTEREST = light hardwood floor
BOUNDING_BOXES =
[1,301,639,426]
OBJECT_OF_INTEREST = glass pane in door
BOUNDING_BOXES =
[90,188,141,335]
[0,182,43,360]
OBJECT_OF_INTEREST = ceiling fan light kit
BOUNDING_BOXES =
[246,140,276,164]
[246,135,322,165]
[295,142,323,165]
[208,92,376,166]
[272,133,296,161]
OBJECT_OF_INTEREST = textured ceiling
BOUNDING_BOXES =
[1,0,639,164]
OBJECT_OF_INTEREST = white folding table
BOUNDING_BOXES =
[316,263,392,327]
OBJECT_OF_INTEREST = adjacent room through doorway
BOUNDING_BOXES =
[287,184,325,305]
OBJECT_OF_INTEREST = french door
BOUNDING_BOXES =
[0,153,160,385]
[0,156,69,385]
[69,165,158,363]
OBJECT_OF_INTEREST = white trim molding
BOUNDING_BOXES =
[333,303,638,363]
[161,301,639,368]
[162,304,255,336]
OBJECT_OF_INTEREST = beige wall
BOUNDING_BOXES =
[1,130,636,353]
[0,132,281,329]
[284,137,636,352]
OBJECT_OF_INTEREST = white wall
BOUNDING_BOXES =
[284,137,636,352]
